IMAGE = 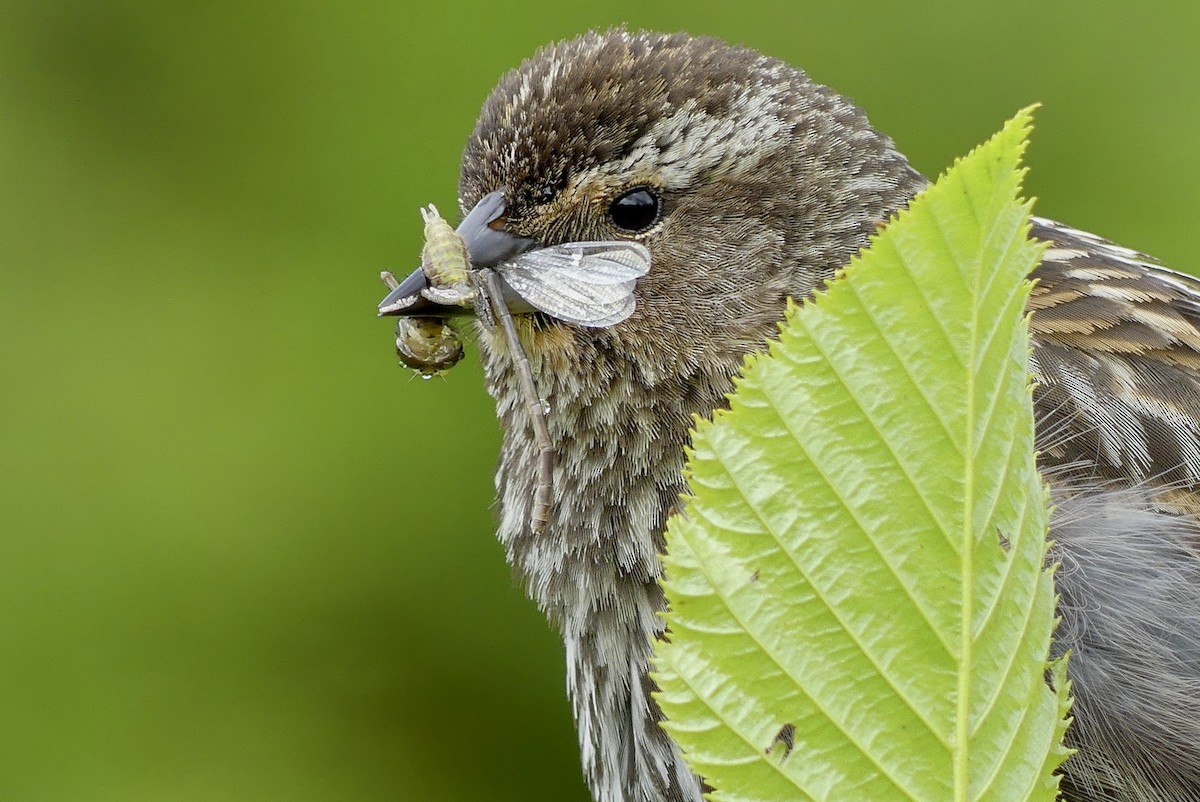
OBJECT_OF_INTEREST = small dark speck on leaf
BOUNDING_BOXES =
[766,722,796,761]
[749,569,760,582]
[997,527,1011,551]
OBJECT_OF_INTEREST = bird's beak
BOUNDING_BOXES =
[377,189,537,317]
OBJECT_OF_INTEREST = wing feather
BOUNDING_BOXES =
[1030,217,1200,488]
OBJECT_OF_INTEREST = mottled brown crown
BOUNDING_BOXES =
[459,30,797,219]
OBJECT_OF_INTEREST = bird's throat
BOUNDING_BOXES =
[480,328,730,802]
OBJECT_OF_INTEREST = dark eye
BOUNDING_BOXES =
[609,187,660,233]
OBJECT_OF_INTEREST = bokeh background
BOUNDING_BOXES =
[3,2,1198,800]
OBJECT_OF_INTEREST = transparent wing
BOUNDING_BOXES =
[497,241,651,327]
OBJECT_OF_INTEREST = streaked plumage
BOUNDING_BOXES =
[1030,217,1200,800]
[424,29,1200,802]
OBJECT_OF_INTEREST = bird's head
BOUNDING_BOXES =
[446,29,925,383]
[379,30,930,559]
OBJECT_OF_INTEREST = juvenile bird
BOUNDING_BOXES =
[387,30,1200,802]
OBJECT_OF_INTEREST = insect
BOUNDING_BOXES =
[380,272,464,377]
[377,205,476,378]
[377,204,652,531]
[378,206,650,327]
[416,205,474,307]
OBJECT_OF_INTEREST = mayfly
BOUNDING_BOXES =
[377,203,651,532]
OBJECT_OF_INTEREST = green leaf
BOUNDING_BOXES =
[652,108,1071,802]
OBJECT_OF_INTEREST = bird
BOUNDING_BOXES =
[386,30,1200,802]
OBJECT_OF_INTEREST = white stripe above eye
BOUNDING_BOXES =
[595,89,791,191]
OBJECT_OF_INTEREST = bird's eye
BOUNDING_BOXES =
[609,187,660,233]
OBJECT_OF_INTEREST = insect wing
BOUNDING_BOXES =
[543,241,651,284]
[498,242,651,327]
[499,266,631,327]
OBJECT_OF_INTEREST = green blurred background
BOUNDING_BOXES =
[2,2,1198,799]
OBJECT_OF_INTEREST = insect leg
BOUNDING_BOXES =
[477,268,553,534]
